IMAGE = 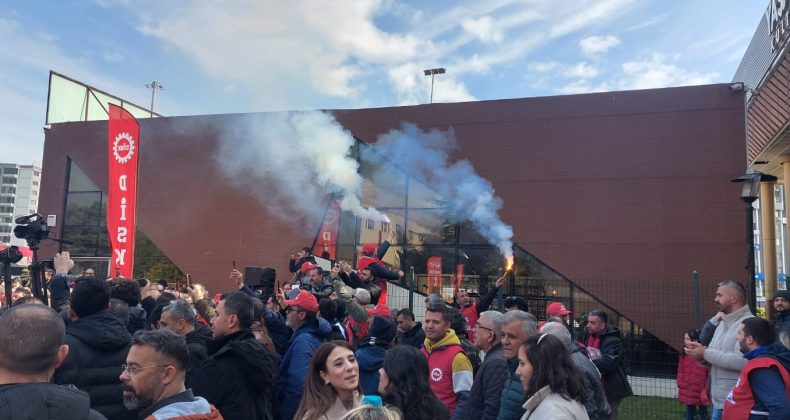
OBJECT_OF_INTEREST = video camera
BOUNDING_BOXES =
[13,213,50,248]
[0,246,23,265]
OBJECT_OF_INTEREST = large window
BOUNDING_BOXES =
[61,160,183,280]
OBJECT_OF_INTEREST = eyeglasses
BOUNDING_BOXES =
[475,323,494,333]
[121,364,170,375]
[286,307,303,314]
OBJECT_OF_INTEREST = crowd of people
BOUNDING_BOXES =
[1,242,790,420]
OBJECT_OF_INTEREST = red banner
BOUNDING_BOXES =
[107,105,140,278]
[427,256,442,295]
[317,199,341,260]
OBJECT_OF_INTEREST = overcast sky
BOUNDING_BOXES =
[0,0,769,165]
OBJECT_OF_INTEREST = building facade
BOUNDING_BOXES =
[0,163,41,247]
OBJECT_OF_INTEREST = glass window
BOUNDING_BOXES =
[366,219,374,230]
[0,197,13,204]
[3,168,18,175]
[0,225,10,233]
[0,206,12,213]
[1,187,15,194]
[64,191,102,227]
[68,163,100,192]
[33,170,40,177]
[2,177,16,185]
[61,227,100,256]
[359,157,407,209]
[0,235,9,243]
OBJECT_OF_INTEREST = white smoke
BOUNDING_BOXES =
[214,111,387,223]
[362,123,514,260]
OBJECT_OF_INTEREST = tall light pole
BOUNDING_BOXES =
[145,81,164,117]
[423,68,445,104]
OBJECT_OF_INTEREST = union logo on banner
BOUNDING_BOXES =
[107,105,140,278]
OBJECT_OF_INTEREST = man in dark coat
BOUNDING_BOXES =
[159,299,211,387]
[396,308,425,348]
[53,277,135,420]
[0,304,106,420]
[191,291,278,420]
[289,247,316,273]
[109,278,147,334]
[585,310,633,420]
[773,289,790,338]
[275,289,332,420]
[465,310,509,420]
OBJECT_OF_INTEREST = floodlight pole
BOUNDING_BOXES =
[424,68,446,104]
[145,81,164,117]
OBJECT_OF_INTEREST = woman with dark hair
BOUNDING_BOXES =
[296,340,363,420]
[516,334,589,419]
[378,345,449,420]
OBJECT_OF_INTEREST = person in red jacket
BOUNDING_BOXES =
[677,329,710,420]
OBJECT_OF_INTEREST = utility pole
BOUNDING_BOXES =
[145,81,164,117]
[423,68,446,104]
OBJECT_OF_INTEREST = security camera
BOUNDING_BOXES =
[729,82,745,92]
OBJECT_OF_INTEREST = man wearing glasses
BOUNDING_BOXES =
[465,310,509,420]
[120,329,222,419]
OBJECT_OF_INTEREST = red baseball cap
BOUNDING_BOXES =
[546,302,571,316]
[362,244,377,256]
[283,290,319,313]
[300,262,317,272]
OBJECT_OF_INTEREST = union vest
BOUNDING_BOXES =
[460,305,479,342]
[421,344,464,414]
[722,357,790,419]
[358,256,388,305]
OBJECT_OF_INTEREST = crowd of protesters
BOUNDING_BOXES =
[2,239,790,420]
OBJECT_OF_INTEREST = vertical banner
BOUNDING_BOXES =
[317,199,341,260]
[455,264,464,290]
[107,104,140,279]
[427,256,442,295]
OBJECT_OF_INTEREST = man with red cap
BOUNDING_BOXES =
[351,230,403,305]
[538,301,572,332]
[274,289,332,420]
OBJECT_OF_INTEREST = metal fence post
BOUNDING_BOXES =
[693,271,702,328]
[409,266,415,310]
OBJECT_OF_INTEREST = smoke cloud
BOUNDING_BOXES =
[215,112,512,261]
[214,111,386,223]
[362,123,514,260]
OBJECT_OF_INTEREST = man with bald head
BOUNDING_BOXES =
[0,304,106,419]
[685,280,754,420]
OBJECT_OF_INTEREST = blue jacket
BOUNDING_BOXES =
[356,344,387,396]
[741,341,790,418]
[48,273,70,311]
[276,317,332,420]
[497,357,525,420]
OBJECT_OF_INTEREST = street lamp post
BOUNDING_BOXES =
[733,171,777,312]
[145,81,164,117]
[423,68,446,104]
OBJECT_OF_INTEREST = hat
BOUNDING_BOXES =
[366,303,391,318]
[546,302,571,316]
[362,244,377,256]
[366,316,396,346]
[773,290,790,301]
[283,290,319,313]
[300,262,317,273]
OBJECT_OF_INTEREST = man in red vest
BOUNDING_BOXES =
[723,317,790,419]
[421,303,473,419]
[356,230,403,305]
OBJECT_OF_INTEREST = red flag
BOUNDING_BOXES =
[107,105,140,278]
[427,256,442,295]
[455,264,464,290]
[317,200,341,260]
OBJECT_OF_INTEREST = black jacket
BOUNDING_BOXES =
[585,325,633,403]
[0,382,106,420]
[776,311,790,338]
[399,322,426,348]
[185,324,212,387]
[191,329,279,420]
[289,255,316,273]
[464,344,509,420]
[127,305,147,335]
[52,310,135,420]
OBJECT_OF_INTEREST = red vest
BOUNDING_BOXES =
[358,256,388,305]
[421,344,464,415]
[460,305,478,342]
[723,357,790,419]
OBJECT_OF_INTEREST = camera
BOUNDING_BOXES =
[0,245,23,264]
[13,213,50,248]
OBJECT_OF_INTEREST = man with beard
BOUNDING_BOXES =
[685,280,754,420]
[585,310,632,420]
[191,291,278,420]
[723,317,790,418]
[772,289,790,338]
[453,275,505,342]
[120,329,222,419]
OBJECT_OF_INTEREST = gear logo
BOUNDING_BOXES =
[430,367,443,382]
[113,132,135,164]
